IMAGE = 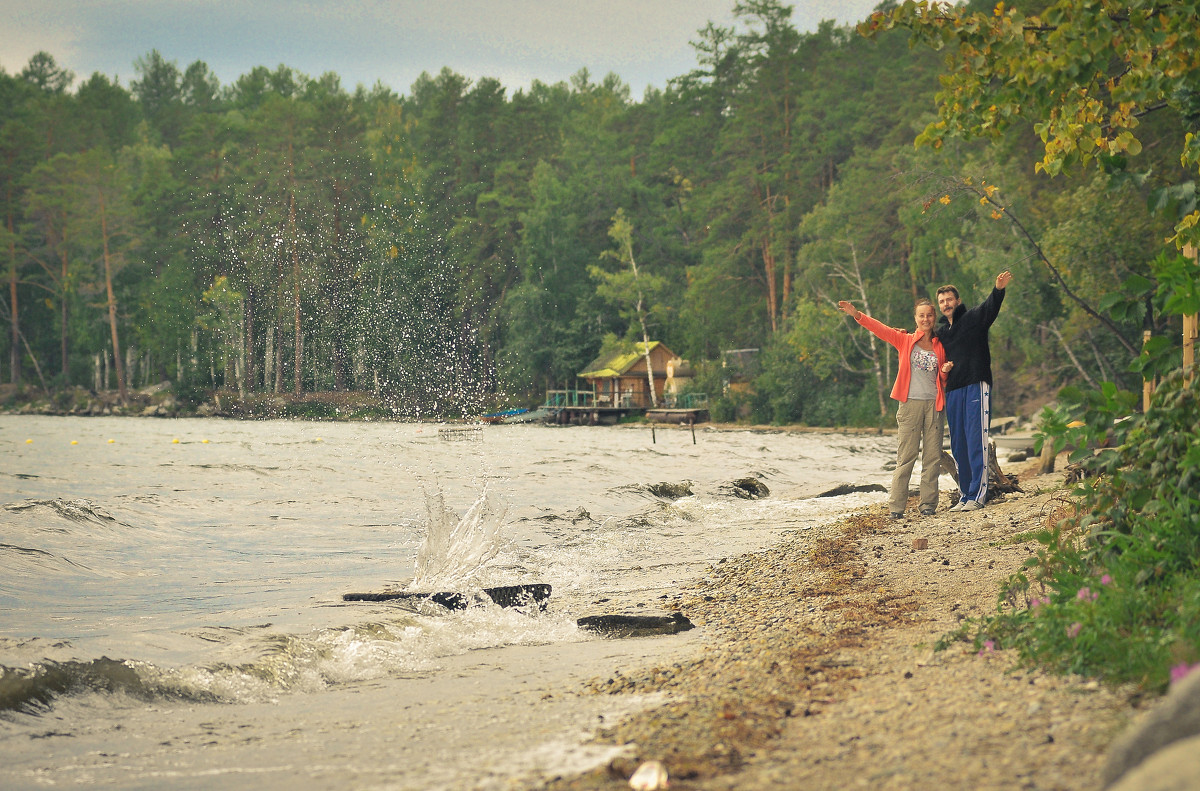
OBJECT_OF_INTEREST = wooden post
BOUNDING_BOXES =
[1186,313,1198,378]
[1038,438,1056,474]
[1184,245,1197,381]
[1143,330,1155,411]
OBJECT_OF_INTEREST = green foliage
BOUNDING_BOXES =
[0,4,1193,426]
[980,370,1200,689]
[864,0,1200,247]
[1034,381,1138,463]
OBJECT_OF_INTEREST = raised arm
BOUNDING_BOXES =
[838,300,909,349]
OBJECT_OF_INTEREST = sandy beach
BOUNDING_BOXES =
[535,456,1142,791]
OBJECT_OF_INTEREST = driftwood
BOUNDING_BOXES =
[577,611,695,638]
[939,443,1020,500]
[343,583,551,611]
[816,482,887,498]
[987,441,1022,497]
[940,450,959,488]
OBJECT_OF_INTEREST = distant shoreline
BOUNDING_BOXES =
[0,384,898,433]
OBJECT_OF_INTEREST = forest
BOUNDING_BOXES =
[2,0,1197,424]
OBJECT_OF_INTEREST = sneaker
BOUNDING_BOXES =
[960,500,983,511]
[920,507,936,516]
[890,512,905,520]
[948,501,966,512]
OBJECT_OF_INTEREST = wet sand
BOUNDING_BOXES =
[536,457,1140,791]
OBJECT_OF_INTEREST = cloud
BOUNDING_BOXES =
[0,0,880,96]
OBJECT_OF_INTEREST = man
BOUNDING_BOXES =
[935,270,1013,511]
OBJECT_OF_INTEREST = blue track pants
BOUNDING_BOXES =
[946,382,991,504]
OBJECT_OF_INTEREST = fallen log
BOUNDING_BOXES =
[577,611,695,638]
[815,482,887,498]
[343,583,552,610]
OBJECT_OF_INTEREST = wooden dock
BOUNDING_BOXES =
[646,407,709,424]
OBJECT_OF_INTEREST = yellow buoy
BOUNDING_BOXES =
[26,438,33,443]
[172,438,180,444]
[70,440,78,445]
[202,439,210,444]
[315,437,323,442]
[108,439,115,443]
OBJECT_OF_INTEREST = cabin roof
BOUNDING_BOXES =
[579,341,666,378]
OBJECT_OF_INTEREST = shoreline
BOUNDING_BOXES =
[0,395,904,435]
[0,385,1032,436]
[536,456,1141,790]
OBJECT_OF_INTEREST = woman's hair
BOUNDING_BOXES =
[914,298,934,310]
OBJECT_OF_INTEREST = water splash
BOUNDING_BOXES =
[409,484,508,591]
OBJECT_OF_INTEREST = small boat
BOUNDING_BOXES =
[479,407,558,424]
[480,408,530,424]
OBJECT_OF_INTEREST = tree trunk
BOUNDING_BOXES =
[274,324,284,394]
[244,289,255,392]
[55,216,70,381]
[780,195,792,321]
[7,211,19,386]
[99,190,127,403]
[843,242,888,418]
[289,192,302,395]
[265,324,275,393]
[624,232,657,408]
[331,190,348,391]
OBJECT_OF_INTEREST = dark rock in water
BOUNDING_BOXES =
[577,611,695,638]
[816,482,887,498]
[647,481,694,500]
[721,477,770,499]
[343,583,551,611]
[566,506,593,523]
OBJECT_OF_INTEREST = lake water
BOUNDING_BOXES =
[1,415,898,789]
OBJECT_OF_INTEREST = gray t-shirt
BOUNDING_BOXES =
[908,346,938,401]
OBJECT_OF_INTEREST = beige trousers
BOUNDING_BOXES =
[891,398,944,513]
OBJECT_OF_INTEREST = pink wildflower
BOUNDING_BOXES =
[1170,662,1200,685]
[1066,622,1083,639]
[978,639,996,656]
[1077,587,1098,602]
[1030,596,1050,611]
[1099,574,1113,586]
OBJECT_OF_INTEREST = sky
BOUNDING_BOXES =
[2,1,883,99]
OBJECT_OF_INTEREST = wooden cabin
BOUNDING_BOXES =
[578,341,677,409]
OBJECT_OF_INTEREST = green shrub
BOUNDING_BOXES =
[970,369,1200,690]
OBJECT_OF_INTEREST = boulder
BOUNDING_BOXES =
[1102,670,1200,787]
[647,481,694,500]
[721,477,770,499]
[139,381,172,396]
[577,611,695,638]
[1108,735,1200,791]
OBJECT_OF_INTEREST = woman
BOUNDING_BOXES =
[837,298,948,518]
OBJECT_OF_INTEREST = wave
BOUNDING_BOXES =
[0,542,92,575]
[0,498,140,577]
[410,484,509,591]
[2,498,126,529]
[1,606,583,717]
[0,657,218,716]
